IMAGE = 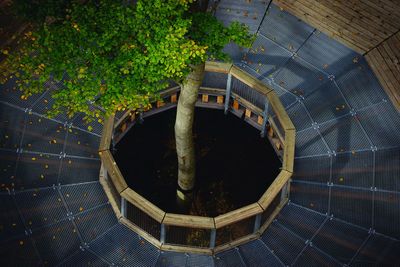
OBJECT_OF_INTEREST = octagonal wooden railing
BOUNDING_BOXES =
[98,61,295,255]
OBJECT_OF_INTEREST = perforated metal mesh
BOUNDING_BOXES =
[0,235,41,266]
[374,148,400,192]
[0,193,25,242]
[373,190,400,239]
[165,225,210,248]
[231,77,267,109]
[290,181,329,214]
[0,103,25,150]
[58,157,101,185]
[126,201,161,240]
[214,248,246,267]
[156,251,188,267]
[295,128,328,157]
[292,155,331,183]
[238,239,283,267]
[58,250,108,267]
[216,216,255,247]
[312,218,369,265]
[293,245,341,267]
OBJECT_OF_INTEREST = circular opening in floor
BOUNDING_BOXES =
[113,107,281,216]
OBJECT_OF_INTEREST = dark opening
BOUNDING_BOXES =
[114,107,281,216]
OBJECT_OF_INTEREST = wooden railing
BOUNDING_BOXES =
[99,61,295,255]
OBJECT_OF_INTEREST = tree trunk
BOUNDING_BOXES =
[175,63,205,196]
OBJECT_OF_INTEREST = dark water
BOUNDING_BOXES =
[114,108,281,216]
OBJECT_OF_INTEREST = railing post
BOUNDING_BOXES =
[253,214,262,233]
[160,224,166,244]
[121,197,127,218]
[260,101,269,137]
[209,228,216,249]
[224,73,232,114]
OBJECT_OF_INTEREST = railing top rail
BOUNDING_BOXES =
[163,213,215,229]
[214,202,263,228]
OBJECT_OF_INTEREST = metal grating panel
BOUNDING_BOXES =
[0,149,18,191]
[312,218,369,264]
[214,248,246,267]
[72,109,103,136]
[58,157,100,185]
[89,224,136,265]
[373,190,400,239]
[290,181,329,214]
[273,56,327,98]
[58,249,108,267]
[15,152,61,190]
[259,4,314,52]
[21,114,67,154]
[297,30,359,77]
[292,155,331,183]
[216,216,255,247]
[263,80,297,108]
[239,239,283,267]
[31,219,81,266]
[0,194,25,241]
[74,204,118,243]
[0,236,41,266]
[331,151,374,189]
[61,182,108,215]
[126,202,161,240]
[329,186,373,229]
[276,203,326,241]
[352,233,400,266]
[30,89,70,122]
[243,34,292,79]
[202,72,228,89]
[357,102,400,149]
[215,0,269,34]
[165,225,210,248]
[232,77,267,109]
[374,148,400,192]
[186,254,215,267]
[156,251,188,267]
[336,58,387,110]
[64,127,100,158]
[15,187,67,230]
[0,103,25,151]
[293,245,341,267]
[286,102,313,131]
[319,114,371,153]
[117,231,160,267]
[295,127,328,157]
[0,78,45,109]
[303,80,350,124]
[261,222,307,266]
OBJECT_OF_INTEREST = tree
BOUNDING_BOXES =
[1,0,253,201]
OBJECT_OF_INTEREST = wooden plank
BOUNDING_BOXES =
[121,187,166,223]
[99,115,114,151]
[199,87,225,96]
[161,244,213,255]
[159,86,180,98]
[120,217,162,249]
[214,203,263,228]
[213,233,260,254]
[202,94,209,103]
[257,115,263,125]
[163,213,214,229]
[217,95,224,104]
[282,129,296,173]
[232,93,263,115]
[258,170,292,209]
[267,92,295,131]
[99,150,128,193]
[245,109,252,118]
[233,99,240,110]
[230,66,273,96]
[171,93,177,103]
[156,100,165,108]
[99,164,122,219]
[205,61,232,74]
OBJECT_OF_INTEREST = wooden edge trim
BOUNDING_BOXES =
[258,170,292,209]
[99,150,128,193]
[161,244,213,255]
[159,86,181,98]
[114,109,134,130]
[120,217,162,249]
[231,93,264,115]
[121,187,166,223]
[258,198,289,234]
[230,66,273,96]
[267,91,295,131]
[99,164,122,219]
[213,233,260,254]
[163,213,215,229]
[199,87,226,95]
[214,203,263,228]
[99,115,115,151]
[282,129,296,173]
[205,61,233,74]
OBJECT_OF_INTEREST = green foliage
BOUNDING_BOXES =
[1,0,254,121]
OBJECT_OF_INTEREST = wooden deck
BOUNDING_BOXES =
[365,31,400,111]
[273,0,400,54]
